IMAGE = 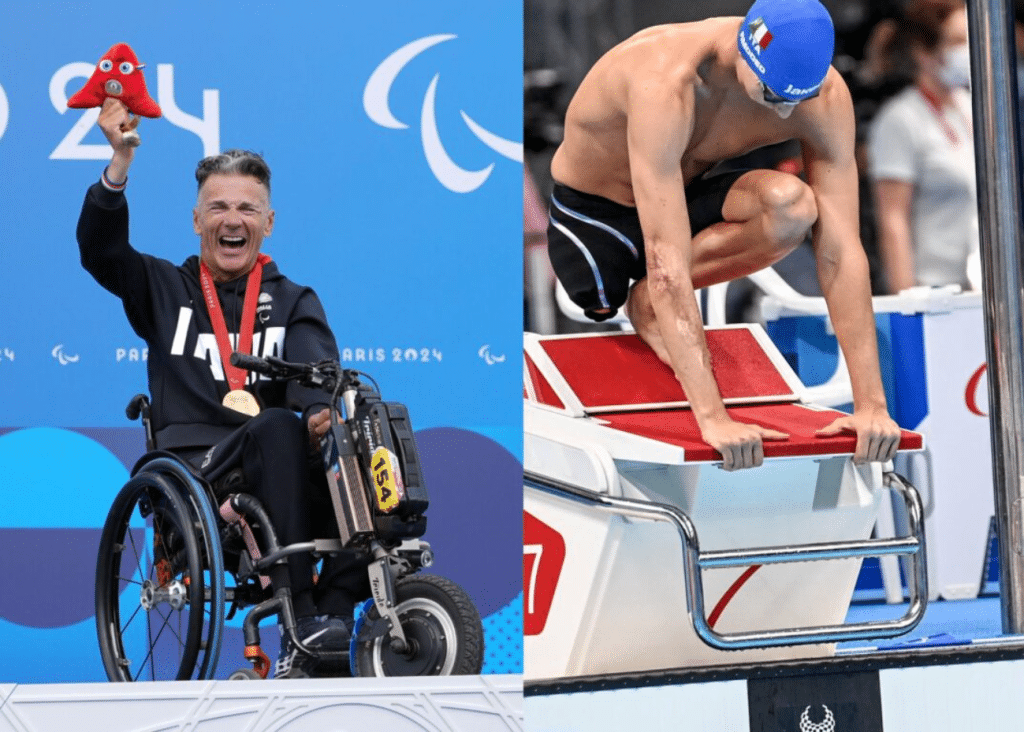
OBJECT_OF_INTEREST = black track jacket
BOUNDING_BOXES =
[77,182,339,450]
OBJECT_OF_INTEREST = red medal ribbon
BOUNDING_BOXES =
[199,253,271,392]
[917,84,971,147]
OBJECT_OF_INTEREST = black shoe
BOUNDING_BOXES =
[274,614,351,679]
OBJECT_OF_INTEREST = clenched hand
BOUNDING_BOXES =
[815,407,901,463]
[307,408,331,446]
[700,416,789,471]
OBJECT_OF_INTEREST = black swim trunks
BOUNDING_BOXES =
[547,170,749,321]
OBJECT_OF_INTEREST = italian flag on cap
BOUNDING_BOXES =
[750,18,773,51]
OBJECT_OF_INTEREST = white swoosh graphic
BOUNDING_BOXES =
[460,111,522,162]
[0,83,9,141]
[421,74,493,193]
[364,34,457,129]
[51,344,79,365]
[478,344,506,365]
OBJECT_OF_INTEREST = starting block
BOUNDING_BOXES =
[523,325,927,680]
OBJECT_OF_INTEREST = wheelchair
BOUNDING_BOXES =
[94,354,484,681]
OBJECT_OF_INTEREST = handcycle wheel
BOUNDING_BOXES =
[353,574,483,677]
[95,471,219,681]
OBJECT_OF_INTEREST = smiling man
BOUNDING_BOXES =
[77,98,367,678]
[193,169,274,283]
[547,0,901,471]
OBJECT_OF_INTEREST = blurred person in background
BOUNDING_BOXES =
[841,5,908,294]
[868,0,979,293]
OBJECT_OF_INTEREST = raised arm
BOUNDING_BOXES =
[626,76,786,470]
[99,98,138,185]
[800,77,902,463]
[76,98,153,335]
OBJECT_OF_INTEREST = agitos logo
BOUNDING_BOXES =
[966,363,988,417]
[363,34,521,194]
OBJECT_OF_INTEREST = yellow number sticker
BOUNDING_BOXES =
[371,447,401,513]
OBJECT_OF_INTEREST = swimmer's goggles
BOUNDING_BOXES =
[760,81,820,106]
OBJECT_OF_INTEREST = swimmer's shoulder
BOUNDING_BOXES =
[795,67,854,124]
[615,16,741,59]
[603,18,740,90]
[624,16,741,44]
[789,68,857,152]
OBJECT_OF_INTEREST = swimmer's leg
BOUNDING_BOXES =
[688,170,817,289]
[625,169,817,365]
[624,277,673,365]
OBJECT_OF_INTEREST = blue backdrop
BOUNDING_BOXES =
[0,1,522,681]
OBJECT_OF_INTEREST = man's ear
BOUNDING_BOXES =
[193,207,201,235]
[264,209,275,238]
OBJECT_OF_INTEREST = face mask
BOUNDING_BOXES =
[940,43,972,89]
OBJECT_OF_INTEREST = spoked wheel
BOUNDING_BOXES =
[95,472,220,681]
[354,574,483,677]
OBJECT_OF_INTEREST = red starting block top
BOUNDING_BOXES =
[602,404,923,460]
[530,328,803,412]
[524,327,924,460]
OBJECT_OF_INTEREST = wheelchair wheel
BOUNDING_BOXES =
[95,471,221,681]
[353,574,483,677]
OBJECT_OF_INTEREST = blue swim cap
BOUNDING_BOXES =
[738,0,835,102]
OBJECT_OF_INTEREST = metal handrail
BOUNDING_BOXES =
[525,470,927,651]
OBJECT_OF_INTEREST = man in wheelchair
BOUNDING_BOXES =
[78,98,367,678]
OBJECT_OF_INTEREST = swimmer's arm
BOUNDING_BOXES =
[626,86,786,469]
[801,81,901,461]
[625,82,728,423]
[873,178,916,294]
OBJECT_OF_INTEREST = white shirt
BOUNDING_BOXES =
[868,85,978,289]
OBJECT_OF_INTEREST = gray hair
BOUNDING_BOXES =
[195,149,271,196]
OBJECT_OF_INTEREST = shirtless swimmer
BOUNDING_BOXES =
[547,0,902,471]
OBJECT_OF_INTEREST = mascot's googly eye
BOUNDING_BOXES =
[119,61,134,75]
[99,59,113,72]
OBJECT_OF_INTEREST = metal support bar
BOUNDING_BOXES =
[699,536,920,569]
[970,0,1024,637]
[525,470,927,652]
[251,541,318,572]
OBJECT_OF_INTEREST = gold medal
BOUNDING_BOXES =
[222,389,260,416]
[199,255,271,420]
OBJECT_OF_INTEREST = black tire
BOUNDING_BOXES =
[354,574,483,676]
[152,458,225,680]
[95,472,216,681]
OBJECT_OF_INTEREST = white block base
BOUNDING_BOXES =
[0,675,523,732]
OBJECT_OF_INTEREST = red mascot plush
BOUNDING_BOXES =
[68,43,161,146]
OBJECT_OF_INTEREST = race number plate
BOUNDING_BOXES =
[371,446,404,513]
